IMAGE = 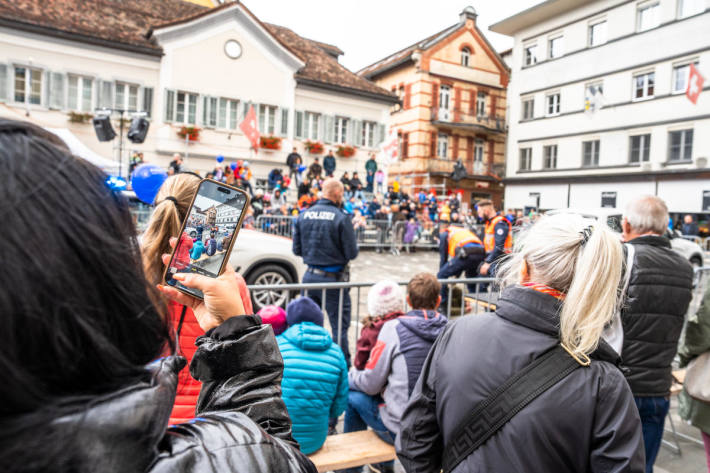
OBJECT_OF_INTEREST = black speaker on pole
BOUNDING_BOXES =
[127,117,150,144]
[92,115,116,142]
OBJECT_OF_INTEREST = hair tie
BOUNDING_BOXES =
[579,225,594,246]
[161,196,178,206]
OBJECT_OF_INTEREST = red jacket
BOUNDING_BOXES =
[354,311,404,370]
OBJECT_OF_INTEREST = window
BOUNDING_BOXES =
[582,140,600,166]
[548,36,563,59]
[476,91,487,117]
[304,112,320,140]
[678,0,704,18]
[637,2,660,32]
[202,96,218,127]
[588,20,607,46]
[461,47,471,67]
[546,93,560,116]
[672,61,699,93]
[362,121,376,148]
[524,44,538,66]
[280,108,289,136]
[115,82,139,111]
[629,134,651,163]
[143,87,153,118]
[67,75,93,112]
[334,116,348,144]
[259,105,277,134]
[543,145,558,169]
[439,85,451,119]
[217,98,238,129]
[634,72,655,100]
[474,139,485,162]
[668,129,693,161]
[166,91,197,125]
[14,66,42,105]
[437,133,448,158]
[521,97,534,120]
[519,148,532,170]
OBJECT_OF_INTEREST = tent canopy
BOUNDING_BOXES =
[45,127,121,174]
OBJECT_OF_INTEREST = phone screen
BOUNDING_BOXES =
[165,180,248,299]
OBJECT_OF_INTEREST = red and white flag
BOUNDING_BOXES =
[379,130,399,165]
[686,63,705,105]
[239,105,260,149]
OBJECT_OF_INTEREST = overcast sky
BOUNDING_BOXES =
[246,0,543,72]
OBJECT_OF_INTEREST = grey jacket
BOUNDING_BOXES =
[396,286,645,473]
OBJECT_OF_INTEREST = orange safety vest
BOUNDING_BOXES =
[484,215,513,254]
[447,227,483,257]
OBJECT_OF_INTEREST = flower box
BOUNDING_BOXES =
[304,140,324,154]
[260,135,282,150]
[177,126,201,141]
[68,112,93,123]
[336,145,356,158]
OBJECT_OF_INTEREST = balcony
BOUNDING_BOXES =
[426,158,504,179]
[430,107,506,134]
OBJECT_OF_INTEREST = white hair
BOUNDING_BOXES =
[623,195,668,235]
[498,213,624,357]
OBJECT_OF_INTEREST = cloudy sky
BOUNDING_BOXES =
[246,0,542,72]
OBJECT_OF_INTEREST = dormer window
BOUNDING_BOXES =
[461,47,471,67]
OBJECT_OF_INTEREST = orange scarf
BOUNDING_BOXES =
[522,282,565,300]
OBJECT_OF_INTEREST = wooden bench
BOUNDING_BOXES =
[308,430,396,473]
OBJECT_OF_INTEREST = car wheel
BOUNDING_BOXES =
[246,264,293,311]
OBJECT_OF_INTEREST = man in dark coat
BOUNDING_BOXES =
[682,214,700,236]
[308,158,322,180]
[323,150,336,177]
[286,147,302,184]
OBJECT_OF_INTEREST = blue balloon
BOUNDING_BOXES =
[230,162,237,171]
[216,155,224,163]
[132,163,168,204]
[298,165,306,173]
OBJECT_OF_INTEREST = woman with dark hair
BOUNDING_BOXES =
[0,119,315,473]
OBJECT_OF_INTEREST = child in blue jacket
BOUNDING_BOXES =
[277,297,348,454]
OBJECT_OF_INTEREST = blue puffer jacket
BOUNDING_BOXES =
[277,322,349,454]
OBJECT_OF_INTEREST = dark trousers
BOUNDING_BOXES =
[437,255,484,302]
[634,396,670,473]
[343,390,395,473]
[302,271,351,367]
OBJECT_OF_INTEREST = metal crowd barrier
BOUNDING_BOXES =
[255,215,296,237]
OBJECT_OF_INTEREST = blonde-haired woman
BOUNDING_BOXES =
[397,213,645,472]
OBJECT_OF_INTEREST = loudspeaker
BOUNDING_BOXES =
[451,159,466,182]
[92,116,116,142]
[127,117,150,144]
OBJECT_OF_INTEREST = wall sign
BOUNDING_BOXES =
[703,190,710,211]
[601,191,617,208]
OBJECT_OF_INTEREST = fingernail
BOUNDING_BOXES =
[173,274,185,281]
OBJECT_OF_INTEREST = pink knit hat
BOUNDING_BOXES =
[258,305,287,335]
[367,280,405,318]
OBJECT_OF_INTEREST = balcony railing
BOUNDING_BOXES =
[427,158,503,178]
[430,107,506,133]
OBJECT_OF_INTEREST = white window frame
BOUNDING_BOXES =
[582,139,600,167]
[218,98,239,130]
[13,66,43,105]
[588,19,607,47]
[67,74,94,112]
[474,139,485,163]
[519,147,532,171]
[543,144,558,169]
[668,129,693,162]
[672,60,699,94]
[259,104,277,135]
[461,47,471,67]
[437,133,448,159]
[476,91,487,118]
[168,91,198,125]
[548,35,564,59]
[439,85,451,120]
[521,96,534,120]
[546,92,560,116]
[633,71,655,101]
[114,82,139,112]
[524,43,538,66]
[637,1,660,32]
[304,111,320,140]
[629,133,651,163]
[362,121,376,148]
[334,116,349,144]
[677,0,704,18]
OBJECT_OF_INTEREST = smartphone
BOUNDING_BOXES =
[164,179,250,299]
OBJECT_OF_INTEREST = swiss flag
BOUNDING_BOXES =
[239,105,260,149]
[686,63,705,105]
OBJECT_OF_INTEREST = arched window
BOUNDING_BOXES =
[461,47,471,67]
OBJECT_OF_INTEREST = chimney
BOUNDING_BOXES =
[460,6,478,24]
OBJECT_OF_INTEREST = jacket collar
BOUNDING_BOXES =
[315,198,339,207]
[626,234,671,248]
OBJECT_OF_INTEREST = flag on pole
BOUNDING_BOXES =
[686,63,705,105]
[239,105,260,149]
[379,130,399,165]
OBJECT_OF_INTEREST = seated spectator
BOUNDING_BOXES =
[258,305,288,336]
[277,298,348,455]
[350,172,365,201]
[298,177,311,199]
[346,276,448,473]
[190,239,205,261]
[352,209,367,231]
[682,214,700,236]
[368,195,381,217]
[308,158,323,180]
[268,168,283,191]
[344,197,355,214]
[271,188,287,208]
[0,119,315,473]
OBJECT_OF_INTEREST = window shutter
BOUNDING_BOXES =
[99,80,113,109]
[164,89,175,122]
[201,96,209,126]
[469,89,476,115]
[218,98,227,129]
[490,94,497,119]
[452,135,459,160]
[467,137,473,160]
[295,110,304,138]
[0,64,8,102]
[43,71,51,108]
[402,132,409,159]
[48,72,65,110]
[143,87,153,118]
[280,107,289,136]
[376,123,386,145]
[453,88,461,121]
[430,131,436,157]
[353,120,363,146]
[325,115,335,143]
[432,83,439,109]
[404,84,411,109]
[316,114,325,141]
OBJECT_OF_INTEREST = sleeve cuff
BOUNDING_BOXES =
[205,314,262,340]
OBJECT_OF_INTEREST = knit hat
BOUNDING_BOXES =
[258,305,287,335]
[286,297,324,327]
[367,280,405,318]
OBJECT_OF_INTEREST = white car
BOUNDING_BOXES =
[229,229,306,310]
[546,208,704,270]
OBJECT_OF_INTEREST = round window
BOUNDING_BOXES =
[224,40,242,59]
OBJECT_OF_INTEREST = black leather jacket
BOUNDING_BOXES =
[396,286,645,473]
[621,235,694,396]
[5,315,317,473]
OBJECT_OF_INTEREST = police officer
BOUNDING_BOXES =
[477,199,512,277]
[437,223,485,305]
[293,178,358,366]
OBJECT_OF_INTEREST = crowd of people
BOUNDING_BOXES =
[3,118,710,473]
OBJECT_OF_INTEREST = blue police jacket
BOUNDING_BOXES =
[293,199,359,268]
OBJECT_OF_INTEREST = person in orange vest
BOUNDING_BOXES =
[437,224,485,306]
[477,199,513,278]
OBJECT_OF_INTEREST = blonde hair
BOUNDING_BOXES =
[141,173,200,287]
[498,213,624,356]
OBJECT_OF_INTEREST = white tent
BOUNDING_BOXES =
[45,127,121,175]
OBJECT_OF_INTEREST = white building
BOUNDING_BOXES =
[0,0,395,180]
[490,0,710,213]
